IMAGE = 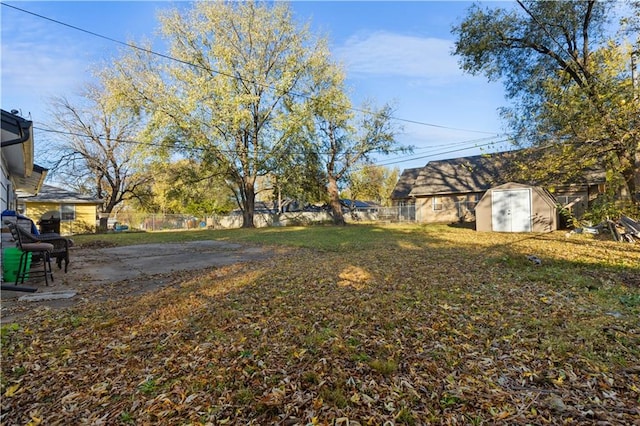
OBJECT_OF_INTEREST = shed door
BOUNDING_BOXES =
[491,189,532,232]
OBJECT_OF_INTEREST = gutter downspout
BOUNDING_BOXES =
[0,123,31,147]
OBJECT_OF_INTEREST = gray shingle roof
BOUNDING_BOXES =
[392,149,607,199]
[408,153,512,197]
[21,184,103,204]
[390,167,422,199]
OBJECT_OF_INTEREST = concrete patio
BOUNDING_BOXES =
[1,240,273,321]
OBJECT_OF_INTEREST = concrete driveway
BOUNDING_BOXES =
[65,240,270,283]
[1,240,273,321]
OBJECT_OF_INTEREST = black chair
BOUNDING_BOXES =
[39,216,61,234]
[6,221,71,272]
[5,221,54,286]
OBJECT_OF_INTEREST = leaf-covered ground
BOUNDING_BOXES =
[2,225,639,425]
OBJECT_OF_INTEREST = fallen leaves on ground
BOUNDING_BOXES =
[75,240,119,249]
[1,226,639,425]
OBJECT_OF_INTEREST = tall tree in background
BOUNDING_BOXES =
[107,1,336,227]
[347,165,400,207]
[453,0,639,209]
[301,52,406,225]
[314,100,404,225]
[137,159,235,215]
[46,81,151,231]
[271,146,326,212]
[310,100,402,226]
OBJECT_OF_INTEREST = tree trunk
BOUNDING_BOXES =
[98,216,109,233]
[616,144,639,204]
[98,204,114,233]
[633,50,639,204]
[634,138,640,204]
[242,181,256,228]
[327,176,345,226]
[628,156,639,205]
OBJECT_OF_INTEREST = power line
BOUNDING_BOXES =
[408,135,502,152]
[33,125,411,156]
[375,138,512,167]
[36,124,520,170]
[3,2,500,136]
[371,136,504,165]
[367,135,572,169]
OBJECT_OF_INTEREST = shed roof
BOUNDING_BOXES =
[21,184,103,204]
[340,199,381,209]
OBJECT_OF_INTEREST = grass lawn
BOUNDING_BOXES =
[2,224,639,425]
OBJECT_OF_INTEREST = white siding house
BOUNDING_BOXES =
[1,109,48,283]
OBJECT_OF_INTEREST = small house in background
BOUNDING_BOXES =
[475,182,558,233]
[396,154,508,224]
[340,199,381,213]
[20,184,103,235]
[390,150,606,227]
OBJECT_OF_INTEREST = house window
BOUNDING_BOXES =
[556,195,582,206]
[61,204,75,221]
[432,196,443,211]
[466,194,480,211]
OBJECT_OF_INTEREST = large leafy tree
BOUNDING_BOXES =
[453,0,639,208]
[300,54,405,225]
[346,165,400,207]
[46,81,152,231]
[106,1,336,227]
[308,100,402,226]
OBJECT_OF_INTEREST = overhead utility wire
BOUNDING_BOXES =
[373,137,506,165]
[3,2,499,136]
[37,123,502,153]
[36,125,509,170]
[33,126,411,155]
[402,135,504,153]
[377,135,583,168]
[375,134,508,160]
[375,139,512,167]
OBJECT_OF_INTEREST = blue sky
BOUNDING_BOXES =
[1,1,512,172]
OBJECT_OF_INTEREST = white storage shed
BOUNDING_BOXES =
[476,182,558,233]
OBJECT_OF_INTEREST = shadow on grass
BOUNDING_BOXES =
[3,224,639,424]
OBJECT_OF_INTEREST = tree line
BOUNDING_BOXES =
[45,1,638,231]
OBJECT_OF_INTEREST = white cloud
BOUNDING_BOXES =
[334,31,462,83]
[3,42,87,91]
[1,8,96,118]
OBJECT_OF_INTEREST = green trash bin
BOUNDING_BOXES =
[2,247,31,283]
